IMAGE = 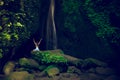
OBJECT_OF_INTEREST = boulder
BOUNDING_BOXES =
[44,65,60,77]
[96,67,116,76]
[67,66,82,75]
[82,58,108,69]
[6,71,34,80]
[3,61,15,75]
[19,58,39,69]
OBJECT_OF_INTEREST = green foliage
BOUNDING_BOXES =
[83,0,120,44]
[62,0,81,32]
[0,9,30,57]
[0,49,3,59]
[31,51,68,64]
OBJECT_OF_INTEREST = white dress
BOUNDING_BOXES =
[33,46,40,51]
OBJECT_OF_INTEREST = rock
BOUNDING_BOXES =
[3,61,15,75]
[45,65,60,77]
[67,66,82,75]
[38,65,48,71]
[79,74,90,80]
[80,73,102,80]
[19,58,39,69]
[34,71,46,77]
[6,71,34,80]
[105,75,120,80]
[96,67,116,76]
[87,68,96,73]
[60,73,71,78]
[82,58,107,69]
[88,73,102,80]
[60,73,79,79]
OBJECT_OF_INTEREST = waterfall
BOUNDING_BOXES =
[46,0,57,50]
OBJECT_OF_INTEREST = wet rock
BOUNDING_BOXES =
[34,71,46,77]
[79,74,90,80]
[88,73,102,80]
[60,73,79,78]
[87,68,96,73]
[80,73,102,80]
[105,75,120,80]
[67,66,82,75]
[82,58,107,69]
[45,65,60,77]
[96,67,116,76]
[35,77,50,80]
[6,71,34,80]
[19,58,39,69]
[60,73,71,78]
[3,61,15,75]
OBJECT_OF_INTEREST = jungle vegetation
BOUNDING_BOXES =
[0,0,120,72]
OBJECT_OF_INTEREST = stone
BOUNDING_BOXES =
[45,65,60,77]
[19,58,39,69]
[80,73,102,80]
[6,71,34,80]
[3,61,15,75]
[82,58,107,69]
[105,75,120,80]
[96,67,116,76]
[88,73,102,80]
[87,68,96,73]
[60,73,71,78]
[67,66,82,75]
[34,71,46,77]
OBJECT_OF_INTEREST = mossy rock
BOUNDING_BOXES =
[6,71,34,80]
[3,61,15,75]
[19,58,40,69]
[82,58,108,69]
[31,49,68,64]
[44,65,60,77]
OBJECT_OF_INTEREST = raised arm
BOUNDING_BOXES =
[38,38,42,45]
[33,38,37,47]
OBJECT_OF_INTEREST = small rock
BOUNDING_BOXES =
[80,73,102,80]
[88,73,102,80]
[87,68,96,73]
[105,75,120,80]
[67,66,82,75]
[96,67,116,76]
[34,76,50,80]
[45,65,60,77]
[34,71,46,77]
[79,74,90,80]
[60,73,79,78]
[60,73,70,78]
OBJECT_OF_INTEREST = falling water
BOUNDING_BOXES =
[46,0,57,50]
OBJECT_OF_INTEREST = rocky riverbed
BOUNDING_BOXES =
[0,58,119,80]
[0,50,119,80]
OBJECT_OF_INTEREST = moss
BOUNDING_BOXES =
[44,65,60,77]
[31,51,68,64]
[0,49,3,59]
[19,58,30,67]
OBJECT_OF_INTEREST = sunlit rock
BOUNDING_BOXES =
[3,61,15,75]
[6,71,34,80]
